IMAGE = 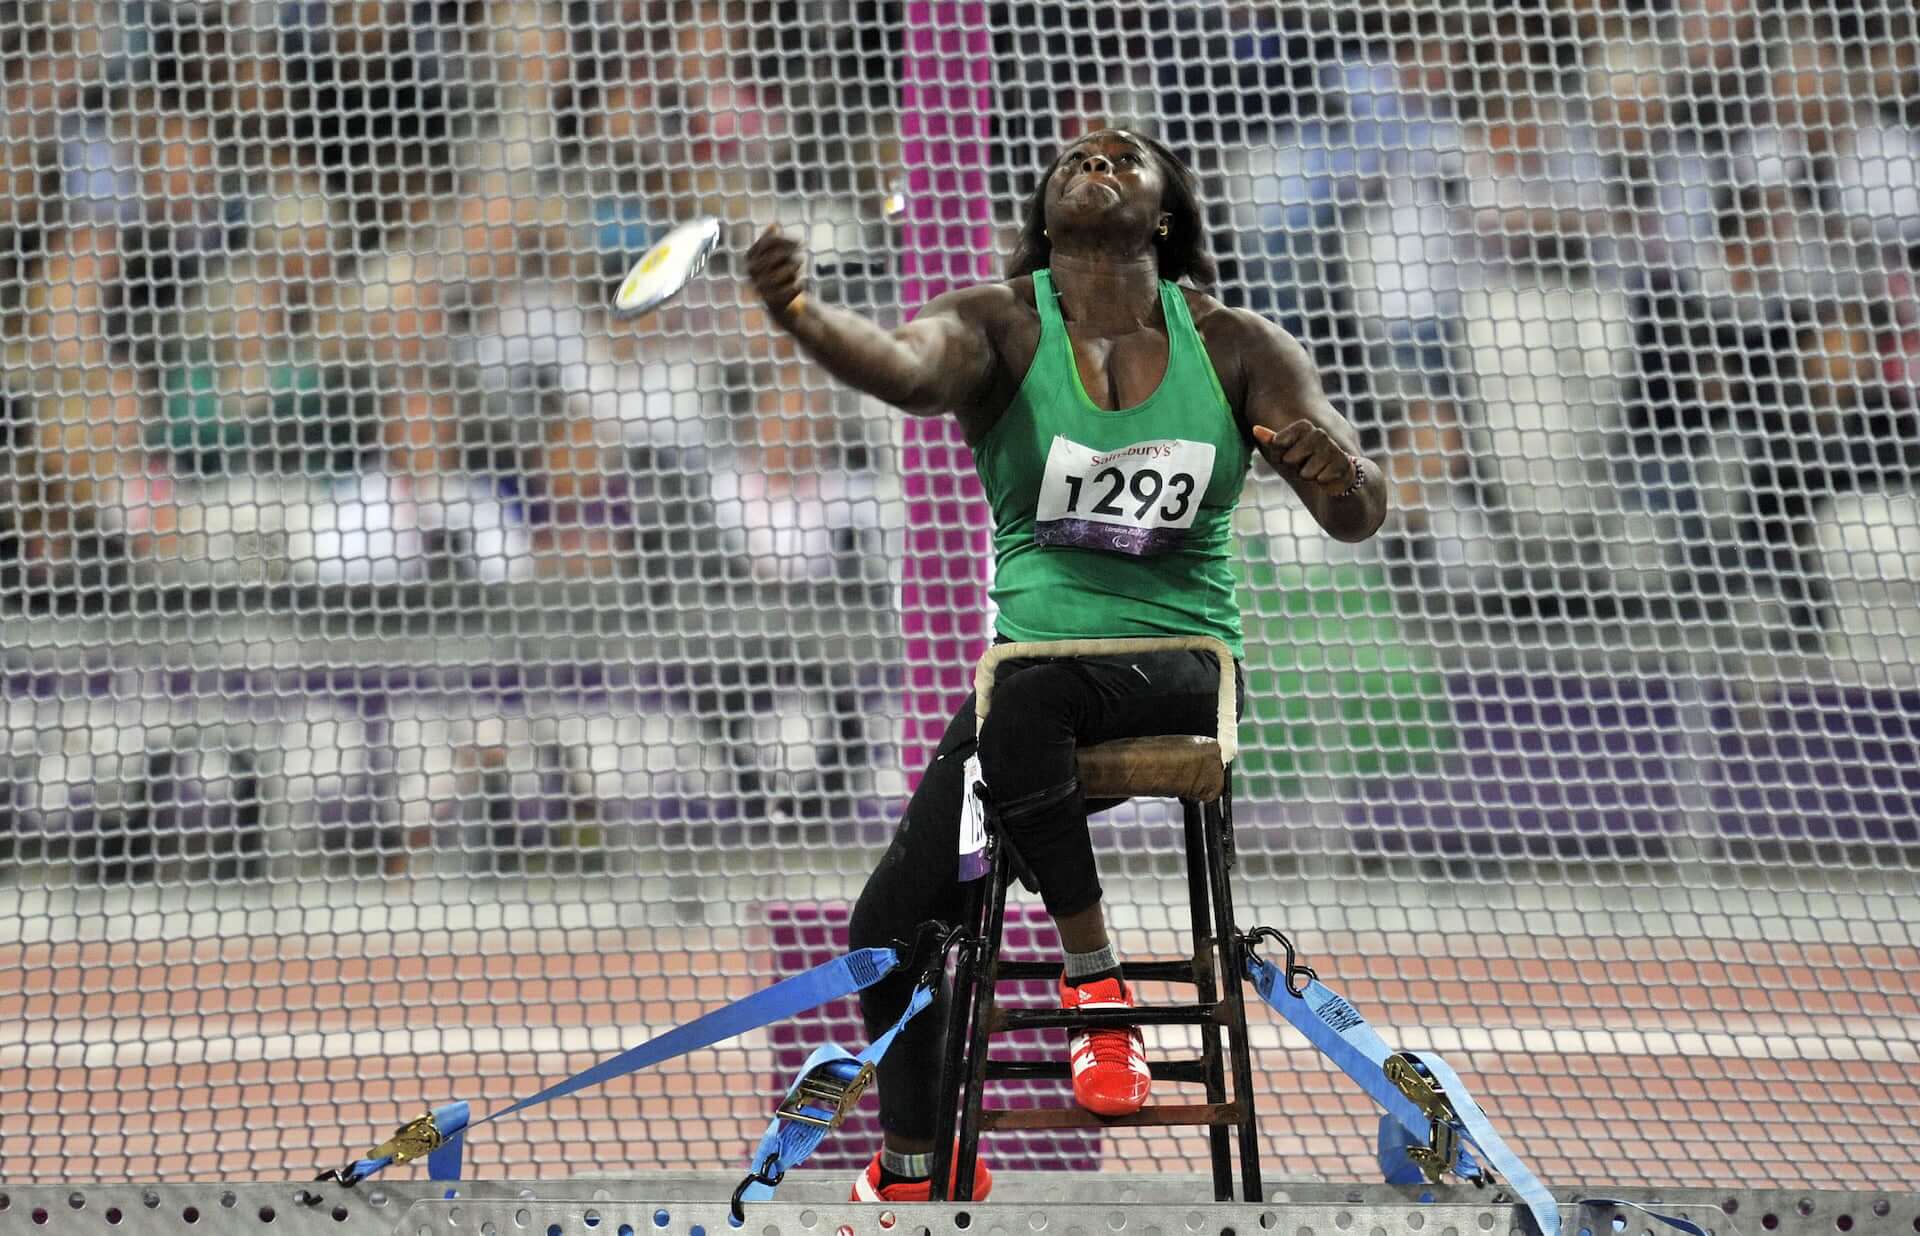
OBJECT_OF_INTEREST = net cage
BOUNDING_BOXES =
[1,0,1917,1193]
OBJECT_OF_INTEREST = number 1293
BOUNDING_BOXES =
[1062,466,1196,524]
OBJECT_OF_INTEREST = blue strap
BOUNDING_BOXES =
[1245,957,1480,1178]
[337,946,903,1185]
[1247,956,1712,1236]
[425,1118,467,1184]
[329,1101,472,1186]
[733,980,938,1210]
[1573,1201,1711,1236]
[1376,1111,1430,1187]
[1401,1050,1559,1236]
[1245,956,1558,1236]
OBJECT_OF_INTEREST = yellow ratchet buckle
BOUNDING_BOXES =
[367,1111,449,1166]
[1385,1053,1462,1184]
[776,1059,876,1131]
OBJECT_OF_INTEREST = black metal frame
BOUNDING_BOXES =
[928,770,1263,1203]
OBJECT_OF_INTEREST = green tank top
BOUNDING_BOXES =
[973,269,1252,658]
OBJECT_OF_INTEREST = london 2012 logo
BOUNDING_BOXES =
[1033,435,1217,558]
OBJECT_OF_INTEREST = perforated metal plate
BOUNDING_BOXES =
[0,1177,1910,1236]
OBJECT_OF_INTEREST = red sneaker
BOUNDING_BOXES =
[1060,974,1151,1117]
[849,1148,993,1202]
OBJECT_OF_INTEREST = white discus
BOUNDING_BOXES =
[610,216,723,319]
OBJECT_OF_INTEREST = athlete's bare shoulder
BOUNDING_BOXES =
[936,277,1040,373]
[923,277,1032,328]
[906,277,1039,441]
[1179,286,1292,407]
[1180,286,1265,346]
[993,274,1037,302]
[914,278,1033,370]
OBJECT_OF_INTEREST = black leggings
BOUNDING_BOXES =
[847,646,1244,1142]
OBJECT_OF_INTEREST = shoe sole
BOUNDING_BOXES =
[1073,1088,1152,1118]
[850,1168,995,1204]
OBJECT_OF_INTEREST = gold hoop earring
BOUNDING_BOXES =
[1157,221,1170,237]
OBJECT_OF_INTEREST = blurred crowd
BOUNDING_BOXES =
[0,0,903,602]
[1151,0,1920,655]
[8,0,1920,877]
[2,0,1917,657]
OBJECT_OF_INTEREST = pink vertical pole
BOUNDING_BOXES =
[898,1,993,786]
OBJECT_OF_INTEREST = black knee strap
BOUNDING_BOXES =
[981,777,1081,896]
[992,777,1082,825]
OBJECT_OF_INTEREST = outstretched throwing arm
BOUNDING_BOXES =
[745,224,999,417]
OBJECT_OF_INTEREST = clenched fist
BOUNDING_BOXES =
[745,224,808,321]
[1253,421,1360,494]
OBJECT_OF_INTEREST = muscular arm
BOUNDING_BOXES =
[777,287,1001,416]
[747,227,1000,416]
[1229,310,1390,544]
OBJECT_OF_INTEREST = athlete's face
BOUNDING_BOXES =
[1044,130,1168,243]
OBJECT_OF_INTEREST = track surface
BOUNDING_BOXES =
[7,914,1916,1189]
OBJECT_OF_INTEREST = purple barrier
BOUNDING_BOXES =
[763,901,1101,1174]
[599,797,895,853]
[1347,674,1684,858]
[1706,685,1920,848]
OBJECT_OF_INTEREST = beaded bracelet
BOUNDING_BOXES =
[1334,455,1366,501]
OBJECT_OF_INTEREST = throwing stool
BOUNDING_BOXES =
[927,636,1262,1203]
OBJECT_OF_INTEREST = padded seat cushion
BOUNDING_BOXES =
[1077,736,1224,802]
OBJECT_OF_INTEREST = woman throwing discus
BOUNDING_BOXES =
[744,129,1389,1203]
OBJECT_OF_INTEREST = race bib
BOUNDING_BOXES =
[958,753,989,882]
[1034,435,1216,556]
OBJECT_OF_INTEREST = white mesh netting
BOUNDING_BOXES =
[2,0,1917,1192]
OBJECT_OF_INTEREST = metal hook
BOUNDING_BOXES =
[729,1154,784,1225]
[897,919,968,988]
[1244,926,1317,998]
[295,1173,350,1208]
